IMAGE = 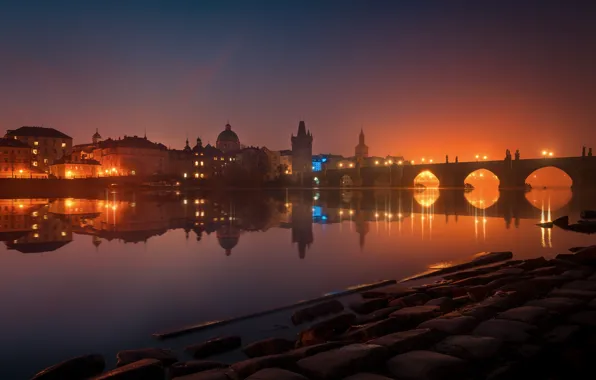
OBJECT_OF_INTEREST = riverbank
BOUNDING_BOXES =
[31,246,596,379]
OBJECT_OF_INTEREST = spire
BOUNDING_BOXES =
[144,128,147,140]
[359,128,365,144]
[297,121,307,136]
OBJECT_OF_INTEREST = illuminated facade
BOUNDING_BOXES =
[50,158,101,178]
[5,126,72,173]
[93,136,168,176]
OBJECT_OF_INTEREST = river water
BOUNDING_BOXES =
[1,188,594,378]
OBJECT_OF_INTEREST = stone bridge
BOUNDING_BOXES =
[321,154,596,188]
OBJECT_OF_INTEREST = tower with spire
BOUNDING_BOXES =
[355,128,369,161]
[92,128,102,145]
[291,121,313,175]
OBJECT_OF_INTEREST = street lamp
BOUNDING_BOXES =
[429,159,433,163]
[483,155,488,160]
[421,158,425,163]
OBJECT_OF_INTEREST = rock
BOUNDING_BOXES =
[386,350,467,380]
[243,338,295,358]
[390,293,431,307]
[292,300,345,325]
[173,369,231,380]
[116,348,177,367]
[425,297,455,312]
[496,306,549,325]
[525,297,584,313]
[230,354,297,379]
[289,342,348,359]
[473,319,537,343]
[543,325,582,345]
[527,266,562,276]
[361,285,415,299]
[496,268,525,276]
[434,335,502,360]
[296,344,388,380]
[389,305,441,327]
[561,269,594,279]
[340,317,402,342]
[418,316,478,335]
[516,257,548,270]
[573,246,596,264]
[466,285,490,302]
[452,295,472,306]
[342,373,393,380]
[245,368,309,380]
[170,361,228,378]
[94,359,164,380]
[367,328,436,354]
[185,336,242,359]
[297,313,357,346]
[452,272,510,287]
[31,354,105,380]
[562,280,596,291]
[350,298,388,314]
[355,306,403,325]
[568,311,596,327]
[549,288,596,300]
[426,285,467,298]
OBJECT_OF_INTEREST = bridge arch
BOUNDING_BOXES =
[414,188,440,207]
[413,170,440,188]
[525,166,573,189]
[464,169,500,188]
[525,188,572,212]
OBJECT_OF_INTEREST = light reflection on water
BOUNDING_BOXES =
[0,188,593,378]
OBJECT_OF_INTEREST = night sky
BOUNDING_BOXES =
[1,0,595,160]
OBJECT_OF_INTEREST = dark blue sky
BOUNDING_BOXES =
[1,0,595,159]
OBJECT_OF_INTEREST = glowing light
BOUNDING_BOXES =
[339,210,344,215]
[339,163,343,168]
[65,200,73,208]
[375,213,379,218]
[542,150,547,156]
[61,231,66,237]
[483,156,488,160]
[194,173,199,178]
[194,199,199,204]
[183,173,187,178]
[398,160,403,165]
[19,169,23,174]
[32,224,38,230]
[375,160,379,165]
[349,210,354,215]
[398,213,403,218]
[421,158,425,162]
[66,170,72,177]
[475,155,479,159]
[349,163,354,168]
[33,233,39,238]
[549,152,554,157]
[429,159,433,163]
[411,160,415,164]
[183,199,188,205]
[388,160,393,164]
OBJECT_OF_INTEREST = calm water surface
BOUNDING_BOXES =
[1,188,595,378]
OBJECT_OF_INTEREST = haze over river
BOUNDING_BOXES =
[1,187,595,378]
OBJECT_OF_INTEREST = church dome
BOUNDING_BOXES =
[216,225,240,255]
[217,123,240,144]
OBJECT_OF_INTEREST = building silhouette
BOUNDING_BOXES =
[291,121,313,177]
[216,123,241,153]
[354,128,369,162]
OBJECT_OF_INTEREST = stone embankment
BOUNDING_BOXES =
[32,246,596,380]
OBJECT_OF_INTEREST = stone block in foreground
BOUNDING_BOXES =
[496,306,549,325]
[170,361,228,378]
[230,354,296,379]
[296,344,388,380]
[185,336,242,359]
[386,350,467,380]
[388,305,441,327]
[549,288,596,300]
[367,328,436,354]
[116,348,177,367]
[245,368,309,380]
[525,297,585,313]
[31,354,105,380]
[94,358,164,379]
[418,316,478,335]
[342,374,393,380]
[173,368,231,380]
[472,319,537,343]
[243,338,295,358]
[433,335,503,360]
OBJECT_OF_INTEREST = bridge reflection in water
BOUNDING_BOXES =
[0,187,592,257]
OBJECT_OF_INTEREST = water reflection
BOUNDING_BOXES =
[0,188,587,256]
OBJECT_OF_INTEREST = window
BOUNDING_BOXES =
[33,161,38,166]
[32,149,37,155]
[61,143,66,148]
[194,161,199,167]
[43,159,48,164]
[200,161,204,166]
[34,141,39,146]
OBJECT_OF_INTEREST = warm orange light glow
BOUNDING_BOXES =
[375,160,379,165]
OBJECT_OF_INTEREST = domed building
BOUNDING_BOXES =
[216,123,241,153]
[92,129,102,145]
